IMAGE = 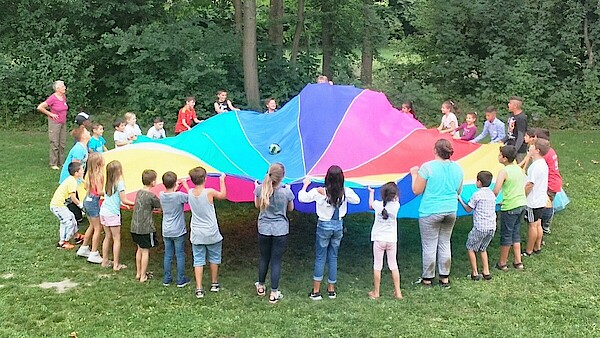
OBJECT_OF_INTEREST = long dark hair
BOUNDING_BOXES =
[380,182,399,220]
[325,165,345,207]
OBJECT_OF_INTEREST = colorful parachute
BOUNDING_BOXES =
[103,84,568,218]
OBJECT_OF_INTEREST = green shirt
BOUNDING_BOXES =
[500,164,527,211]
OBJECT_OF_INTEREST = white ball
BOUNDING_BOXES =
[269,143,281,155]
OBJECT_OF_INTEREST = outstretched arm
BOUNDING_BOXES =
[367,186,375,210]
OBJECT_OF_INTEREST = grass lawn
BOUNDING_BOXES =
[0,129,599,337]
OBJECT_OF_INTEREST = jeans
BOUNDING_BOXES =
[419,213,456,279]
[500,206,525,246]
[163,234,186,284]
[258,234,288,291]
[313,220,344,284]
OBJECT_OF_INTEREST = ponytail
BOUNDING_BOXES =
[379,182,399,221]
[381,200,389,220]
[259,163,285,210]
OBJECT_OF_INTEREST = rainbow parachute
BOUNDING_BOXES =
[103,84,568,218]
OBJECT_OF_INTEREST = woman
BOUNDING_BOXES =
[410,138,463,287]
[37,80,69,170]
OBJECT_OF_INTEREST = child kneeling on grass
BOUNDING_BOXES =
[188,167,227,298]
[130,169,162,283]
[50,162,84,250]
[458,171,497,280]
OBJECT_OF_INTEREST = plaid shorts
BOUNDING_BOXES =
[466,228,495,252]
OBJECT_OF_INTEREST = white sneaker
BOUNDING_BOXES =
[77,245,90,257]
[87,251,103,264]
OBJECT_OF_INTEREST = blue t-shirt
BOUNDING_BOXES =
[59,142,88,183]
[160,191,188,238]
[88,136,106,153]
[254,185,295,236]
[100,180,125,216]
[418,160,463,217]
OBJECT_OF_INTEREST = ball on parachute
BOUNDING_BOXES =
[268,143,281,155]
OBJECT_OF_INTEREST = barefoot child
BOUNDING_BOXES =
[458,171,497,280]
[77,153,105,263]
[131,170,162,282]
[50,162,84,250]
[367,183,402,300]
[100,160,135,270]
[299,165,360,300]
[160,171,191,287]
[188,167,227,298]
[522,139,549,257]
[492,145,527,271]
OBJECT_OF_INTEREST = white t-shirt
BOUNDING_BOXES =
[298,187,360,221]
[370,200,400,243]
[114,130,128,146]
[147,126,166,139]
[441,113,458,129]
[526,158,549,208]
[124,124,142,139]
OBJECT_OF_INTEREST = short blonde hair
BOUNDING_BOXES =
[124,112,136,122]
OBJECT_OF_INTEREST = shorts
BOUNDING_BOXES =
[500,206,524,246]
[466,228,495,252]
[100,213,121,227]
[131,232,158,249]
[83,194,101,217]
[192,241,222,266]
[525,207,544,223]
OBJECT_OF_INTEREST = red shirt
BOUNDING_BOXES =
[175,106,197,133]
[544,148,562,192]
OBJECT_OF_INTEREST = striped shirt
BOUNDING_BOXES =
[467,187,497,231]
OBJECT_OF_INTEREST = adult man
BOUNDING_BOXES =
[504,96,528,163]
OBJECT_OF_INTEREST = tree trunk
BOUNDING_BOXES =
[268,0,284,55]
[360,0,374,86]
[243,0,260,109]
[233,0,242,34]
[321,2,334,79]
[584,13,594,67]
[290,0,305,63]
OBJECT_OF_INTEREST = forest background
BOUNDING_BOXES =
[1,0,599,129]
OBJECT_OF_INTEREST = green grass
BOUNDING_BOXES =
[0,130,599,337]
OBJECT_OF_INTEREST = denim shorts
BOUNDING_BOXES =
[500,206,525,246]
[83,194,101,217]
[192,241,222,266]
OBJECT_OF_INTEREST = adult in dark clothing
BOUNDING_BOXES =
[504,96,528,163]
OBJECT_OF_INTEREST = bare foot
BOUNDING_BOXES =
[139,276,148,283]
[394,290,404,300]
[113,263,127,271]
[368,290,379,300]
[101,260,113,268]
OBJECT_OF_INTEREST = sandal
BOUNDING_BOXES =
[269,291,283,304]
[521,251,534,257]
[113,263,127,271]
[495,263,508,272]
[468,274,482,281]
[438,280,451,288]
[413,278,433,287]
[254,282,266,297]
[101,260,113,268]
[482,274,492,281]
[513,262,524,271]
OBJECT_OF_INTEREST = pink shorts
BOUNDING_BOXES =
[373,241,398,271]
[100,214,121,227]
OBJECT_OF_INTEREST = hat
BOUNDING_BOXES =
[74,112,90,126]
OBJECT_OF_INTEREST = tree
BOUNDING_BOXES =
[268,0,285,57]
[290,0,305,63]
[243,0,260,109]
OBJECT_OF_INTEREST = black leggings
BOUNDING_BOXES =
[258,234,288,291]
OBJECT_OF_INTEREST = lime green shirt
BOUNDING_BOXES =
[500,164,527,211]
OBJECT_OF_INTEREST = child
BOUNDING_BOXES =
[131,169,162,282]
[59,127,91,184]
[492,145,527,271]
[100,160,135,270]
[401,101,417,120]
[517,128,538,169]
[437,100,459,135]
[299,165,360,300]
[452,112,478,141]
[77,153,105,263]
[253,163,295,304]
[50,162,84,249]
[175,97,202,134]
[113,118,131,147]
[88,123,108,153]
[124,112,142,141]
[458,171,497,280]
[74,109,91,128]
[522,139,549,257]
[160,171,191,287]
[188,167,227,298]
[264,97,277,114]
[534,129,562,234]
[147,117,167,139]
[504,96,528,163]
[214,90,239,114]
[471,106,506,144]
[367,183,402,300]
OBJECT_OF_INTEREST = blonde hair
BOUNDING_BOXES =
[105,160,124,196]
[85,153,105,195]
[259,163,285,210]
[124,112,136,123]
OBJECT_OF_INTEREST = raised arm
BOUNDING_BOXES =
[367,186,374,210]
[410,166,426,195]
[211,173,227,200]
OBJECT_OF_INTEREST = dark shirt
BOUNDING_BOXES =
[505,112,528,153]
[131,189,161,234]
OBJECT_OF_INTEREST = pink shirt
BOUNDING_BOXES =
[544,148,562,193]
[45,94,68,124]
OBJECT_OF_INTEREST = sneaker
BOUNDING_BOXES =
[327,290,337,299]
[86,251,103,264]
[177,277,191,288]
[50,165,60,170]
[57,242,75,250]
[163,278,173,286]
[76,245,90,258]
[308,291,322,300]
[195,288,205,298]
[210,282,220,292]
